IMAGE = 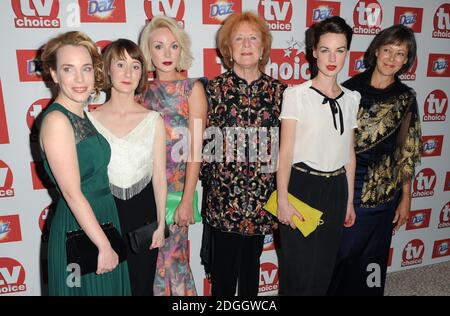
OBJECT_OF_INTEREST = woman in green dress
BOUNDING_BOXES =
[40,31,131,295]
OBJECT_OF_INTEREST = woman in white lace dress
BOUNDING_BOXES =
[87,39,167,296]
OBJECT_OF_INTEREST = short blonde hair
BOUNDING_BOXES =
[41,31,104,95]
[139,16,193,72]
[217,11,272,71]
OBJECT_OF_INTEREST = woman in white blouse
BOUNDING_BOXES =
[276,16,359,295]
[87,39,167,296]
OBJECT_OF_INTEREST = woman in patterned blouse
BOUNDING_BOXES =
[202,11,287,296]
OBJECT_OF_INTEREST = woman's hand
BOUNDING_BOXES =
[344,203,356,227]
[393,195,410,232]
[150,226,166,249]
[174,199,194,227]
[96,245,119,275]
[278,198,304,229]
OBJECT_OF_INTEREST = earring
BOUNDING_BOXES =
[259,55,263,60]
[230,57,233,62]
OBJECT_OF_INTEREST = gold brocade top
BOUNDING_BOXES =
[343,71,422,208]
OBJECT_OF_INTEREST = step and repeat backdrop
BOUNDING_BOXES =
[0,0,449,296]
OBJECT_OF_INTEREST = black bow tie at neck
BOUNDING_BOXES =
[322,96,344,135]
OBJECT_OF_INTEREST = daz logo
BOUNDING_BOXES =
[0,215,22,243]
[79,0,126,23]
[0,258,27,294]
[144,0,185,27]
[433,3,450,39]
[263,234,275,252]
[348,51,366,77]
[0,81,9,144]
[16,50,42,82]
[438,202,450,229]
[423,89,447,122]
[394,6,423,33]
[405,209,431,231]
[202,0,241,25]
[353,0,382,35]
[432,239,450,258]
[258,0,293,31]
[427,54,450,77]
[306,0,340,27]
[412,168,436,198]
[259,262,278,294]
[0,161,15,198]
[12,0,60,28]
[421,135,444,157]
[401,239,424,267]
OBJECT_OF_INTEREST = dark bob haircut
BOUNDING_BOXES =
[364,24,417,76]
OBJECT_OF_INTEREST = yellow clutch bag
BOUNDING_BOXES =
[264,190,324,237]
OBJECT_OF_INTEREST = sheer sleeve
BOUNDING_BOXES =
[395,93,422,184]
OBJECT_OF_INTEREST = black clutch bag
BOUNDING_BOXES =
[127,221,170,254]
[66,222,127,276]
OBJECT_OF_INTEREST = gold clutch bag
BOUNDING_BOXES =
[264,190,324,237]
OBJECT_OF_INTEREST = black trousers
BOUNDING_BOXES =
[278,165,348,296]
[211,228,265,296]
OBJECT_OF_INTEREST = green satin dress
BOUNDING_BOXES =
[42,103,131,296]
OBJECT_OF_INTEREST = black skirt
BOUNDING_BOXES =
[278,163,348,296]
[114,181,158,296]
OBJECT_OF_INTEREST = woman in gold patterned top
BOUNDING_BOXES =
[328,24,422,296]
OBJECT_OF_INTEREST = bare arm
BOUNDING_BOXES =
[344,131,356,227]
[393,182,412,231]
[40,111,118,274]
[277,119,303,228]
[175,80,208,227]
[151,115,168,248]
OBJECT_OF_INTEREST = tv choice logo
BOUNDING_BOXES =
[266,49,310,85]
[39,205,53,233]
[259,262,278,293]
[258,0,293,31]
[401,239,424,267]
[398,57,417,81]
[0,161,15,198]
[16,49,43,82]
[306,0,340,27]
[394,6,423,33]
[0,258,27,294]
[421,135,444,157]
[423,89,447,122]
[444,172,450,192]
[144,0,185,27]
[27,98,51,134]
[203,47,310,84]
[412,168,436,198]
[353,0,382,35]
[348,51,366,77]
[0,215,22,244]
[438,202,450,229]
[432,239,450,258]
[433,3,450,39]
[427,54,450,77]
[12,0,60,28]
[203,48,225,80]
[79,0,126,23]
[405,209,431,231]
[0,81,9,144]
[202,0,241,25]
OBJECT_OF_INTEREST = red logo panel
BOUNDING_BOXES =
[421,135,444,157]
[427,54,450,77]
[353,0,382,35]
[394,7,423,33]
[12,0,60,28]
[306,0,340,27]
[202,0,241,25]
[16,50,42,82]
[0,81,9,144]
[0,215,22,243]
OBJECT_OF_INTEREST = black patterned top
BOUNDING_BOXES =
[202,70,287,235]
[343,71,422,208]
